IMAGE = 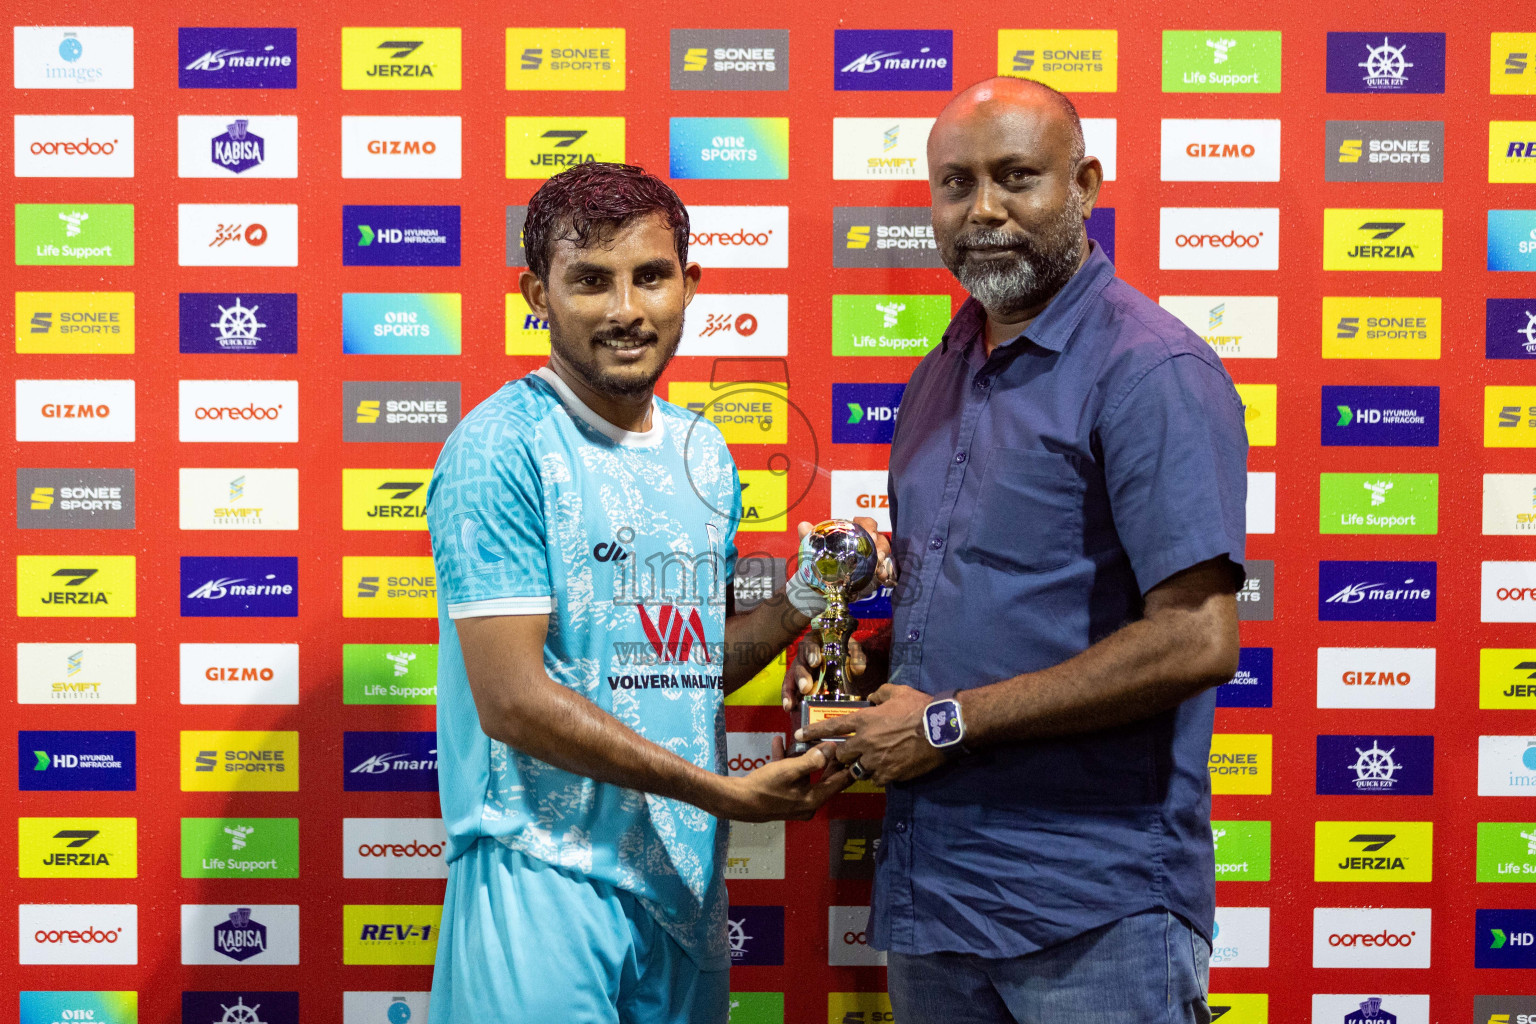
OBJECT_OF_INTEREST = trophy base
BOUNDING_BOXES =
[792,697,872,755]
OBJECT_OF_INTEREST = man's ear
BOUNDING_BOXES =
[682,261,701,307]
[520,269,549,319]
[1075,157,1104,218]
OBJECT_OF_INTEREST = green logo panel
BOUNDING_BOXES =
[831,294,949,357]
[728,992,784,1024]
[1213,820,1271,881]
[1319,472,1438,535]
[1162,31,1281,93]
[16,203,135,265]
[1477,822,1536,882]
[343,643,439,704]
[181,817,299,878]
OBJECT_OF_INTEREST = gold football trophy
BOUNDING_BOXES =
[792,519,877,753]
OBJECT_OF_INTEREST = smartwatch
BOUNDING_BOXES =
[923,690,970,758]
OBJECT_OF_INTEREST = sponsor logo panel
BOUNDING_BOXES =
[832,118,933,180]
[668,380,787,444]
[20,730,136,791]
[997,29,1117,91]
[180,556,298,618]
[179,292,297,354]
[18,816,137,878]
[688,205,788,268]
[341,115,461,178]
[1478,735,1536,795]
[344,556,437,618]
[15,379,136,442]
[344,731,438,791]
[1247,471,1275,534]
[179,730,298,792]
[505,116,625,179]
[1326,32,1445,93]
[1487,298,1536,359]
[16,642,136,704]
[504,292,550,355]
[1321,386,1439,447]
[13,26,135,90]
[1204,994,1267,1023]
[16,203,134,266]
[342,205,460,267]
[1319,472,1437,535]
[343,643,438,704]
[1160,119,1280,182]
[1235,385,1275,447]
[179,468,299,530]
[670,117,788,180]
[14,114,134,177]
[176,114,298,177]
[16,291,134,355]
[344,381,461,443]
[1159,208,1279,270]
[1488,210,1536,272]
[833,383,904,445]
[830,469,892,532]
[1218,647,1272,708]
[179,643,299,704]
[17,468,135,529]
[676,293,788,357]
[833,29,952,91]
[506,27,625,91]
[1326,120,1444,183]
[1314,821,1433,882]
[180,817,299,878]
[179,28,296,89]
[1323,208,1443,271]
[831,294,949,357]
[1479,648,1536,708]
[670,29,789,91]
[1487,385,1536,445]
[1211,906,1270,967]
[826,993,895,1024]
[724,649,786,704]
[341,993,428,1024]
[17,555,136,618]
[18,904,137,965]
[343,905,441,965]
[19,991,138,1024]
[1476,908,1536,968]
[1321,297,1440,359]
[177,203,297,267]
[1316,648,1435,710]
[343,293,461,354]
[1159,296,1278,359]
[1484,562,1536,622]
[1310,995,1428,1023]
[1312,907,1430,968]
[343,818,449,879]
[340,28,461,90]
[1476,821,1536,882]
[1493,32,1536,94]
[724,991,783,1024]
[182,993,299,1024]
[726,732,777,777]
[1162,31,1281,93]
[829,818,883,880]
[726,820,785,880]
[1317,734,1434,795]
[1212,820,1270,881]
[181,904,299,965]
[834,206,942,269]
[829,906,884,966]
[1474,994,1536,1022]
[1209,734,1272,795]
[342,469,430,532]
[1236,559,1273,622]
[735,470,788,534]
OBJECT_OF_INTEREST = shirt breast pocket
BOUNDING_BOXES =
[962,448,1085,574]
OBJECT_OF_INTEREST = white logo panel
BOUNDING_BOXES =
[177,203,299,267]
[341,116,462,179]
[1478,735,1536,796]
[1157,295,1278,359]
[1316,648,1436,710]
[677,294,788,357]
[180,643,299,705]
[687,206,788,269]
[1483,561,1536,623]
[830,470,891,532]
[15,379,135,442]
[17,642,137,704]
[343,818,450,879]
[1312,907,1430,968]
[177,115,299,178]
[832,118,934,180]
[1311,995,1429,1024]
[15,115,134,177]
[19,904,138,964]
[1211,906,1270,967]
[725,732,778,777]
[829,905,885,966]
[179,468,300,530]
[1483,474,1536,536]
[1160,119,1281,182]
[178,380,299,443]
[13,27,134,89]
[726,820,785,880]
[1082,118,1117,181]
[1247,472,1275,534]
[180,904,300,965]
[343,993,430,1023]
[1159,208,1280,271]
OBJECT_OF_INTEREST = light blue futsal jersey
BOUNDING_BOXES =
[427,366,740,969]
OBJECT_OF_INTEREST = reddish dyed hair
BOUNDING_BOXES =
[523,162,690,281]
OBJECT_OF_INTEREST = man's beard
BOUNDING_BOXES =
[548,314,681,400]
[941,191,1086,318]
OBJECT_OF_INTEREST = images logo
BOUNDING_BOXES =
[178,292,298,354]
[1319,473,1437,535]
[1493,33,1536,95]
[1159,208,1279,270]
[1160,119,1280,182]
[1212,820,1271,880]
[17,555,136,618]
[833,207,942,269]
[670,29,788,91]
[1322,385,1439,447]
[18,817,137,878]
[675,294,788,357]
[1321,297,1440,359]
[669,117,789,180]
[1218,647,1273,708]
[1486,385,1536,446]
[1323,209,1443,271]
[1162,31,1281,93]
[1312,907,1430,968]
[1314,821,1433,882]
[1326,32,1445,93]
[831,294,949,356]
[1319,561,1436,622]
[1326,120,1444,184]
[344,381,460,442]
[1488,210,1536,272]
[343,556,436,618]
[342,205,461,267]
[344,643,438,704]
[177,203,297,267]
[177,115,298,178]
[506,28,624,90]
[181,817,299,878]
[1317,648,1435,710]
[344,732,439,792]
[179,28,297,89]
[14,115,134,177]
[505,116,625,179]
[179,731,299,792]
[13,27,134,90]
[1317,734,1434,795]
[18,904,137,965]
[1159,295,1278,360]
[1208,733,1272,795]
[179,643,299,705]
[180,556,298,618]
[20,730,136,791]
[687,205,789,268]
[1480,648,1536,708]
[342,469,430,532]
[16,468,135,529]
[178,380,298,442]
[833,383,905,445]
[1211,906,1271,967]
[341,115,461,179]
[996,29,1116,91]
[833,29,952,91]
[342,293,461,354]
[1477,909,1536,969]
[1479,735,1536,796]
[341,28,461,90]
[15,203,133,266]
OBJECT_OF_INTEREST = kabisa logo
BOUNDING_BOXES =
[209,119,263,173]
[344,905,441,965]
[15,203,134,266]
[996,29,1118,91]
[13,27,135,90]
[687,205,789,269]
[1485,385,1536,446]
[214,907,267,962]
[1314,822,1433,882]
[343,205,461,267]
[1159,119,1281,182]
[19,816,136,878]
[344,556,436,618]
[180,556,299,618]
[179,27,297,89]
[1316,734,1434,795]
[181,904,299,965]
[1217,646,1273,708]
[18,904,137,966]
[1161,31,1282,93]
[1322,208,1443,271]
[1486,299,1536,359]
[14,378,135,443]
[833,29,952,91]
[1321,297,1440,360]
[343,469,431,531]
[16,468,135,530]
[181,992,300,1024]
[833,207,943,269]
[1493,33,1536,95]
[1325,121,1444,184]
[833,383,904,444]
[1158,208,1279,270]
[506,28,625,90]
[1316,995,1423,1023]
[344,382,461,442]
[15,290,134,355]
[1322,385,1439,447]
[670,117,789,180]
[1326,32,1445,94]
[20,730,136,791]
[178,292,298,354]
[341,115,462,179]
[1476,909,1536,969]
[1318,560,1436,622]
[1487,210,1536,273]
[727,905,785,965]
[13,115,134,178]
[1159,295,1279,360]
[180,731,299,792]
[1311,907,1430,968]
[17,555,136,618]
[341,28,462,90]
[177,203,298,267]
[177,115,298,178]
[505,116,625,179]
[670,29,788,91]
[342,292,462,354]
[345,732,440,792]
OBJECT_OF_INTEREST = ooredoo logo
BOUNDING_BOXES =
[1312,907,1431,968]
[343,818,450,879]
[14,115,135,177]
[1484,562,1536,622]
[686,206,788,268]
[1160,208,1279,270]
[19,904,137,964]
[726,732,777,777]
[829,905,886,966]
[178,380,298,443]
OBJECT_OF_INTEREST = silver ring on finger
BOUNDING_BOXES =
[848,759,869,781]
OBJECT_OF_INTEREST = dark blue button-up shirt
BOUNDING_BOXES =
[873,242,1249,957]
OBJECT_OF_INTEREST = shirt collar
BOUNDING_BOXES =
[941,239,1116,356]
[532,365,665,448]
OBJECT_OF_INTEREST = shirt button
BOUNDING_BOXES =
[954,451,967,464]
[929,537,943,550]
[895,821,908,833]
[975,376,991,389]
[906,629,921,642]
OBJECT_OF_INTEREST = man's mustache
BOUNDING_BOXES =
[591,325,659,344]
[954,229,1032,253]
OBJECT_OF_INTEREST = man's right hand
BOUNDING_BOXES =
[782,633,884,713]
[714,739,852,822]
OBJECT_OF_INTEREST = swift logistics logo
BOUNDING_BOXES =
[1476,821,1536,881]
[1477,909,1536,968]
[15,291,134,354]
[179,292,298,354]
[1314,821,1433,882]
[834,207,942,269]
[343,556,436,617]
[343,293,461,354]
[1486,385,1536,446]
[1317,734,1434,795]
[17,555,136,618]
[1319,473,1438,535]
[1316,647,1436,710]
[1487,299,1536,358]
[177,115,298,178]
[343,643,439,704]
[833,29,952,91]
[833,383,904,444]
[13,114,134,177]
[342,469,431,531]
[180,556,298,617]
[1483,474,1536,535]
[670,29,788,91]
[1493,32,1536,94]
[1212,819,1271,880]
[18,817,137,878]
[1158,208,1279,270]
[13,26,134,90]
[344,731,439,792]
[1159,119,1280,182]
[1318,561,1436,622]
[505,116,625,179]
[1208,733,1272,794]
[997,29,1117,91]
[179,730,299,792]
[1217,647,1273,708]
[1159,295,1278,359]
[1162,31,1281,93]
[177,203,298,267]
[1488,210,1536,272]
[1326,33,1444,93]
[1323,209,1443,271]
[341,115,461,178]
[342,205,460,267]
[15,203,133,266]
[16,468,135,529]
[178,467,299,530]
[1326,120,1443,183]
[1322,385,1439,446]
[831,294,950,356]
[1311,907,1431,968]
[179,28,296,89]
[726,820,786,880]
[179,642,299,705]
[181,905,299,965]
[181,817,299,878]
[344,381,460,442]
[20,730,136,791]
[832,118,934,180]
[341,28,461,90]
[343,904,441,964]
[15,379,136,442]
[1322,297,1440,359]
[1480,648,1536,708]
[669,117,788,179]
[506,28,624,90]
[16,642,136,704]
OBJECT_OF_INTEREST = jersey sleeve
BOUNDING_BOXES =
[427,421,553,619]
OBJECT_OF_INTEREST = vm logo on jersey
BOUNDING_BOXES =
[343,904,441,964]
[17,555,136,618]
[181,556,298,617]
[1321,297,1440,359]
[1317,734,1434,795]
[344,731,439,792]
[1314,821,1433,882]
[1322,386,1439,447]
[997,29,1116,91]
[1323,209,1443,271]
[1326,120,1444,183]
[180,730,298,792]
[19,816,137,878]
[14,291,134,355]
[505,27,625,90]
[1326,32,1444,93]
[342,205,461,267]
[179,292,298,354]
[179,28,297,89]
[341,27,461,89]
[1217,647,1273,708]
[343,556,436,617]
[1477,909,1536,969]
[1319,560,1436,622]
[505,116,625,179]
[1493,32,1536,94]
[670,29,788,91]
[833,383,904,444]
[1208,733,1272,795]
[834,29,952,91]
[636,604,713,664]
[21,730,136,791]
[343,469,430,531]
[1486,385,1536,446]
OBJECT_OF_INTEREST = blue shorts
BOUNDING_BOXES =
[430,837,729,1024]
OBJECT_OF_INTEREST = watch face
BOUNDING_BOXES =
[925,702,960,745]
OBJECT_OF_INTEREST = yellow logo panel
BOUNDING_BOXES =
[16,292,134,354]
[506,116,625,180]
[1492,33,1536,95]
[827,993,894,1024]
[505,293,551,355]
[180,731,299,792]
[343,469,430,531]
[17,555,136,618]
[725,650,786,707]
[1314,820,1432,882]
[19,817,137,878]
[1207,994,1268,1023]
[1209,733,1271,795]
[997,30,1117,92]
[506,28,625,90]
[1489,121,1536,183]
[1321,297,1441,359]
[1480,648,1536,708]
[1486,386,1536,447]
[668,382,788,445]
[1322,209,1443,272]
[736,468,789,533]
[341,28,462,90]
[1234,384,1275,447]
[344,904,442,965]
[344,556,437,617]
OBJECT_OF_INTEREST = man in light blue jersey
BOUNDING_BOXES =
[427,163,879,1023]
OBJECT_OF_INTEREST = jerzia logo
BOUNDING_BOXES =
[342,28,461,90]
